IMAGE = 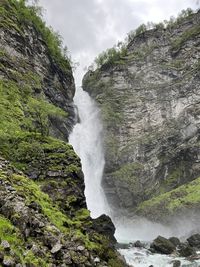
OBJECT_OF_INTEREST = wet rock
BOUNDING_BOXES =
[168,237,181,247]
[150,235,176,254]
[92,214,116,245]
[172,260,181,267]
[178,243,196,257]
[187,234,200,248]
[133,240,145,248]
[116,243,130,249]
[28,201,42,213]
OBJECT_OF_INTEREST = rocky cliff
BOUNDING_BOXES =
[0,1,126,266]
[83,10,200,221]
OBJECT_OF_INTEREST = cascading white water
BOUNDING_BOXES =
[69,87,109,218]
[69,86,200,267]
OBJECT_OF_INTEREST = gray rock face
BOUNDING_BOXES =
[83,11,200,218]
[0,13,75,140]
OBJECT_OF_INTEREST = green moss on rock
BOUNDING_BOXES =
[137,176,200,221]
[0,215,47,266]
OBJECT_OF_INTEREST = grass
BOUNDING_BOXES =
[137,176,200,215]
[11,173,74,231]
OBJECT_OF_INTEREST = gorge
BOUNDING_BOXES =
[0,0,200,266]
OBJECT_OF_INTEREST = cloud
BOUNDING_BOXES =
[38,0,198,85]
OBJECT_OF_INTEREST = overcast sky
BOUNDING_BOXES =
[37,0,199,86]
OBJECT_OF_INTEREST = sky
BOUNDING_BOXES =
[37,0,200,86]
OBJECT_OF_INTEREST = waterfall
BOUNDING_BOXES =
[69,87,200,267]
[69,87,109,218]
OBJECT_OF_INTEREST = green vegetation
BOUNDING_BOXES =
[93,8,196,69]
[128,8,194,42]
[0,0,72,72]
[159,166,184,193]
[113,162,144,192]
[0,78,67,162]
[0,1,124,265]
[0,215,47,266]
[94,42,127,68]
[172,25,200,51]
[137,176,200,217]
[8,172,73,232]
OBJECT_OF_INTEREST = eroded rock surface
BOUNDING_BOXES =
[83,11,200,220]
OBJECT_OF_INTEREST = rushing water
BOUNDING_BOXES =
[69,87,109,218]
[69,87,200,267]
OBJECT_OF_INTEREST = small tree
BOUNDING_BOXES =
[135,24,147,36]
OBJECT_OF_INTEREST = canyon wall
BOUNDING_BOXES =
[83,10,200,221]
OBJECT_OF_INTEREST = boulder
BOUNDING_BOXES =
[187,234,200,248]
[92,214,116,245]
[178,243,196,257]
[168,237,181,247]
[133,240,145,248]
[150,236,176,254]
[172,260,181,267]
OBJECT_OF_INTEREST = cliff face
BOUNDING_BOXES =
[0,0,75,140]
[83,10,200,220]
[0,1,126,266]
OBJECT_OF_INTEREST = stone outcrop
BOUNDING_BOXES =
[0,156,126,266]
[83,10,200,220]
[150,236,176,254]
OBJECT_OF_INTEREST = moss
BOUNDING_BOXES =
[159,166,183,193]
[75,209,90,221]
[137,176,200,217]
[8,173,73,232]
[113,162,144,192]
[0,215,47,266]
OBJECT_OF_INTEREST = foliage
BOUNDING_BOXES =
[127,8,195,42]
[95,42,127,68]
[28,97,66,136]
[94,8,195,69]
[0,0,72,72]
[10,173,73,232]
[172,25,200,51]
